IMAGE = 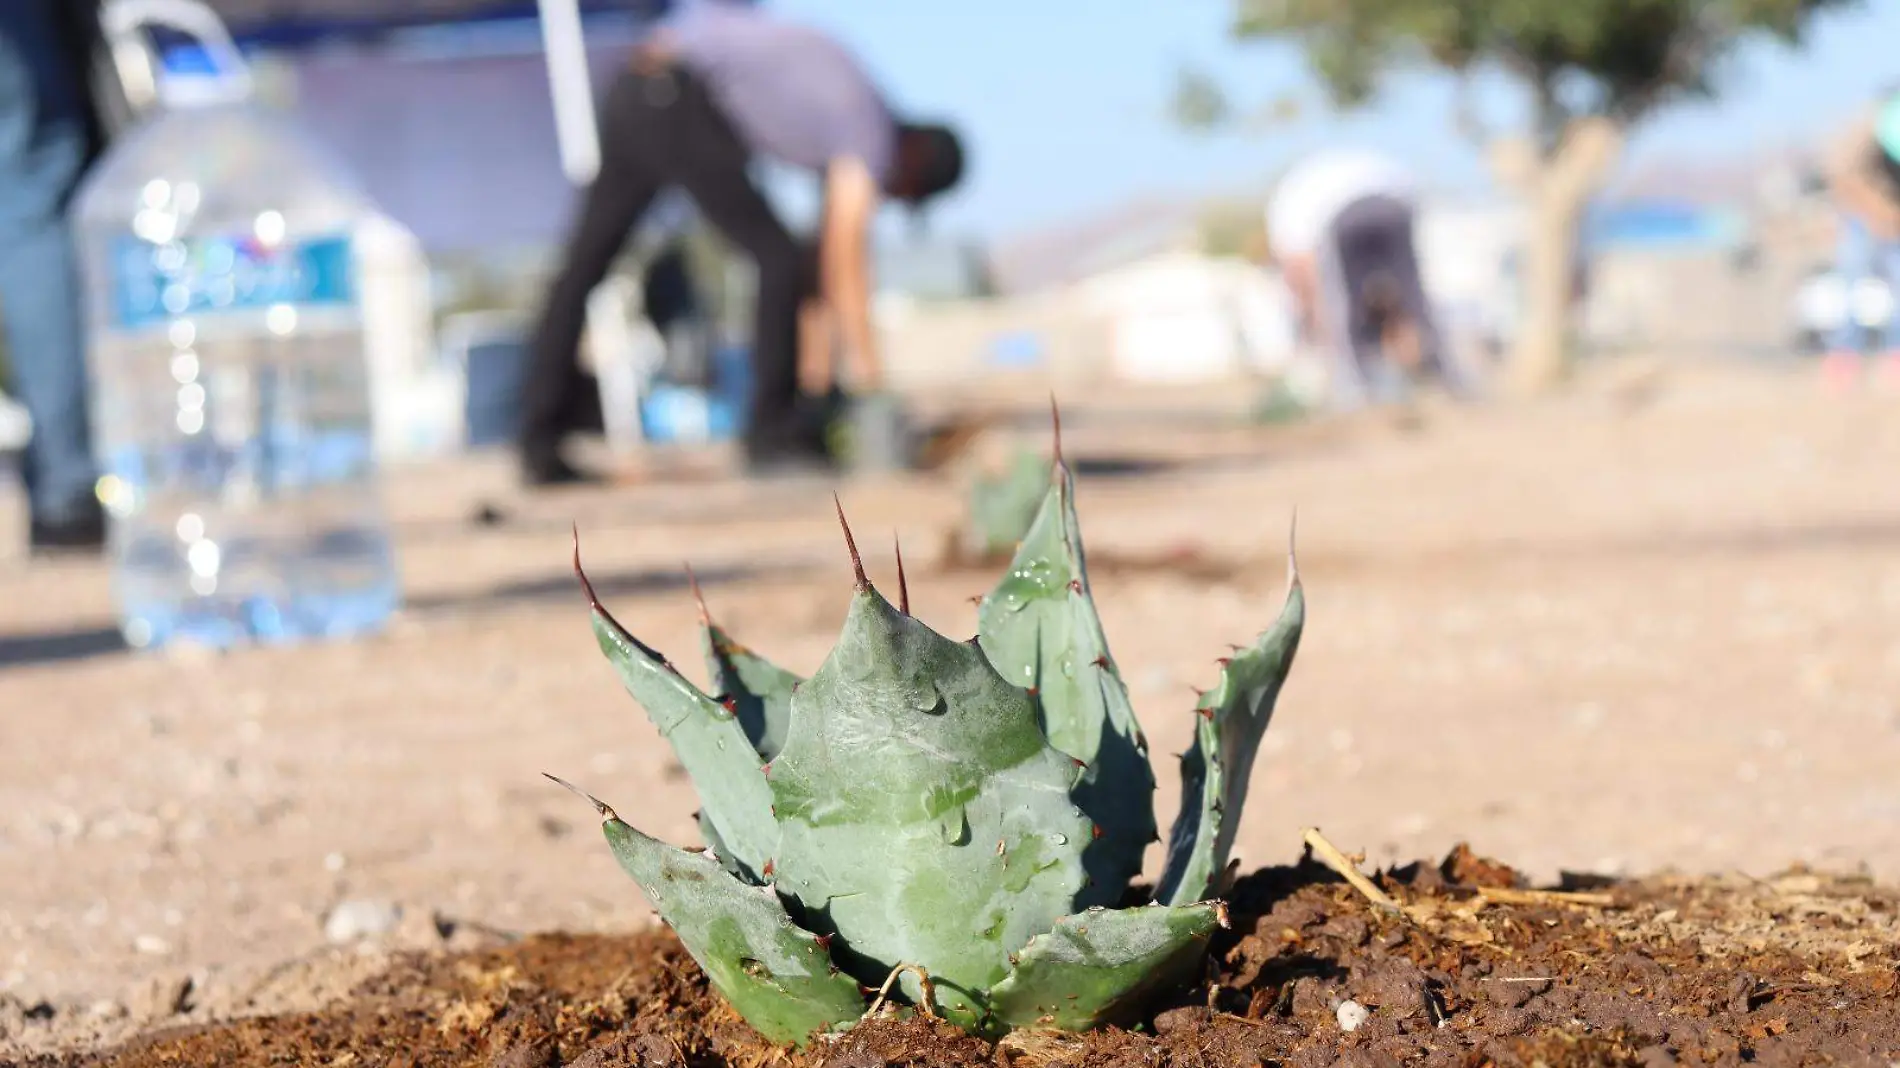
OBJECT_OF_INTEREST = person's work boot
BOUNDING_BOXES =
[742,448,835,481]
[741,419,837,481]
[28,494,107,557]
[520,441,606,488]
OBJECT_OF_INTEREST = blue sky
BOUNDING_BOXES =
[750,0,1900,241]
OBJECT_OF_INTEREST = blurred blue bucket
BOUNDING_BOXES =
[464,332,530,448]
[638,343,752,445]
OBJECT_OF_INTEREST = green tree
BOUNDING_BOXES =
[1225,0,1860,390]
[1170,66,1234,131]
[1197,196,1271,259]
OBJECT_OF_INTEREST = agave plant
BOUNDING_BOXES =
[964,443,1050,558]
[549,424,1303,1045]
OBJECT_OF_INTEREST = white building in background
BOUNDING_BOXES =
[1072,250,1297,384]
[1028,197,1524,389]
[875,190,1543,394]
[1414,199,1527,359]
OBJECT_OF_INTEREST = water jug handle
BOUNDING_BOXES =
[100,0,255,105]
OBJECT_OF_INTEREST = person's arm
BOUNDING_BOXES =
[1834,165,1900,240]
[1825,120,1900,239]
[798,298,837,395]
[1279,252,1321,343]
[818,155,883,390]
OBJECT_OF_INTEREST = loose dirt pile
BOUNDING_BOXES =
[30,846,1899,1068]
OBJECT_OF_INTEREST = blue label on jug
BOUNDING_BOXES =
[109,232,355,329]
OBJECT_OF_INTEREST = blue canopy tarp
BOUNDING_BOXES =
[203,0,662,48]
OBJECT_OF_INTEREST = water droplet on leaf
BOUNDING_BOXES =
[937,807,971,845]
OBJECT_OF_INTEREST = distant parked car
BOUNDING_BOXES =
[1793,263,1895,355]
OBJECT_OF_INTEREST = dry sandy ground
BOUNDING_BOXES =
[2,359,1898,1057]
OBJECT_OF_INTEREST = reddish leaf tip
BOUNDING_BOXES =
[570,525,596,608]
[833,494,869,590]
[684,562,710,626]
[1286,506,1301,589]
[1049,393,1064,466]
[893,532,910,615]
[543,772,615,822]
[571,526,631,635]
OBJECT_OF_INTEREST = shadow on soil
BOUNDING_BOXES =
[0,562,806,674]
[0,625,128,671]
[1303,514,1900,578]
[407,559,813,618]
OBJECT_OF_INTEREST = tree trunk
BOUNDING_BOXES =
[1508,115,1625,393]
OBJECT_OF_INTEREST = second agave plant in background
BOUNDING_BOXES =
[548,409,1304,1045]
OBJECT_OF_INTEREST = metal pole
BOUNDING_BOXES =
[534,0,600,183]
[534,0,649,452]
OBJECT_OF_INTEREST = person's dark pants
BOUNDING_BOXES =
[0,2,98,523]
[519,65,814,466]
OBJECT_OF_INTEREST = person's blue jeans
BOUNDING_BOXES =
[1828,212,1900,355]
[0,5,97,522]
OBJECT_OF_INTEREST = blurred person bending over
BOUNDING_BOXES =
[0,0,108,553]
[1820,90,1900,387]
[517,2,964,484]
[1264,146,1465,410]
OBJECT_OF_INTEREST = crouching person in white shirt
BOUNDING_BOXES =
[1265,147,1473,410]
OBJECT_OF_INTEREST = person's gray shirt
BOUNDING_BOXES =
[661,4,897,185]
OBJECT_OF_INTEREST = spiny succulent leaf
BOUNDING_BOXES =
[597,815,865,1047]
[1156,571,1304,907]
[987,902,1224,1032]
[695,808,747,879]
[968,446,1051,556]
[768,587,1093,1025]
[977,460,1156,908]
[590,611,776,882]
[701,622,801,763]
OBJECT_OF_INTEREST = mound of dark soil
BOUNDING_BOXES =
[40,846,1900,1068]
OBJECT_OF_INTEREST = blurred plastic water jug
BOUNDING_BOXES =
[73,0,400,650]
